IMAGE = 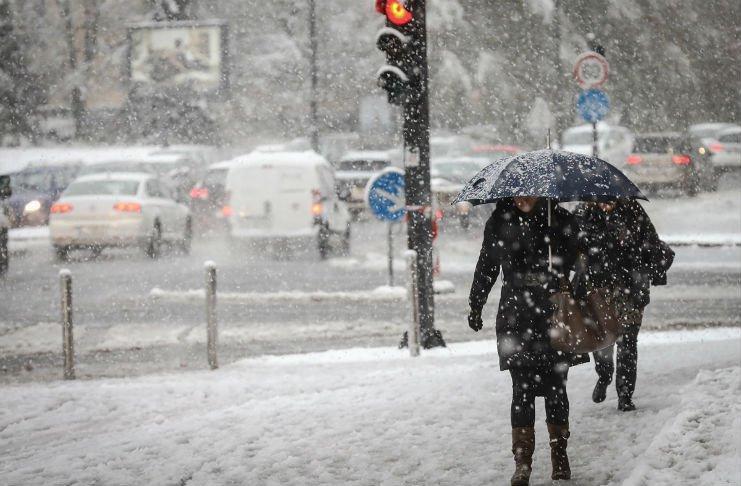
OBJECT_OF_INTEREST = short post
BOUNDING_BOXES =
[205,261,218,370]
[59,269,75,380]
[405,250,420,357]
[592,121,599,158]
[387,223,394,287]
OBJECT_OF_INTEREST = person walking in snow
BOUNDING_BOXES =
[572,199,672,411]
[467,196,589,486]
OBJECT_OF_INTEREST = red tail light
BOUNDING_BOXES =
[189,187,209,199]
[672,154,691,165]
[311,189,324,217]
[50,203,73,214]
[221,205,233,217]
[113,202,142,213]
[375,0,385,14]
[709,142,724,154]
[626,155,642,165]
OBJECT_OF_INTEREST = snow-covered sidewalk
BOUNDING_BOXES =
[1,328,739,486]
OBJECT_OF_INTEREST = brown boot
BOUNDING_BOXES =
[547,423,571,480]
[511,426,535,486]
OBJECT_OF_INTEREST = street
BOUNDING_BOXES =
[1,177,739,383]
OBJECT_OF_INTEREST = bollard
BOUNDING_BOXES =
[205,261,218,370]
[59,269,75,380]
[405,250,420,357]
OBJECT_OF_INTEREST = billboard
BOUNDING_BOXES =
[128,20,228,94]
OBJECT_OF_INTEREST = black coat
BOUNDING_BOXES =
[469,199,589,371]
[573,200,666,307]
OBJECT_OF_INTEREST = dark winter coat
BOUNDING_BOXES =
[572,200,668,307]
[469,199,590,371]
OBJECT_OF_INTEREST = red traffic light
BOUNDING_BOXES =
[375,0,413,26]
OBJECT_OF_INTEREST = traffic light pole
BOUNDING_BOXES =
[403,0,444,348]
[308,0,319,152]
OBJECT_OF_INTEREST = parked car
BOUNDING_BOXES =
[7,164,81,227]
[561,123,634,168]
[188,160,237,234]
[334,151,391,219]
[224,151,351,259]
[621,132,715,196]
[707,126,741,170]
[431,157,490,229]
[466,143,525,161]
[49,172,192,260]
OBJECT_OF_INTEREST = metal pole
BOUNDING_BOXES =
[592,121,599,158]
[405,250,420,357]
[404,0,444,348]
[387,223,394,287]
[205,261,218,370]
[308,0,319,152]
[60,269,75,380]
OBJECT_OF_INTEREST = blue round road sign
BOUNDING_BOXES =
[365,168,406,222]
[577,88,610,123]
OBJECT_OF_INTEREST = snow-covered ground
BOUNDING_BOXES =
[1,327,739,486]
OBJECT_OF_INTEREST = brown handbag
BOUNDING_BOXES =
[549,287,621,354]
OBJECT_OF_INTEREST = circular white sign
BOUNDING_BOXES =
[573,52,609,89]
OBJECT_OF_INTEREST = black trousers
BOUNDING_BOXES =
[594,325,641,399]
[509,367,569,428]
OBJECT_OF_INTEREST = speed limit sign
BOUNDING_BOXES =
[573,52,609,89]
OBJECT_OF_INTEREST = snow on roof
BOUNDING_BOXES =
[564,122,627,134]
[73,172,154,182]
[339,150,390,162]
[230,150,330,167]
[208,159,240,170]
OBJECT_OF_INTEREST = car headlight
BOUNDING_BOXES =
[23,200,42,214]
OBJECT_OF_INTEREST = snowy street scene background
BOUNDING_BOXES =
[1,0,740,485]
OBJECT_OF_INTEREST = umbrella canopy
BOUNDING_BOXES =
[453,149,646,205]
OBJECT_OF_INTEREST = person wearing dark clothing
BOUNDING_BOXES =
[468,197,588,486]
[573,199,670,412]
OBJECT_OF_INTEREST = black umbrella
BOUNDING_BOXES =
[453,149,646,269]
[452,149,646,206]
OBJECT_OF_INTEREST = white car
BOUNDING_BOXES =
[709,126,741,169]
[561,123,634,168]
[225,151,351,259]
[49,172,192,260]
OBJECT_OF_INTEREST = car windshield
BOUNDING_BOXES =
[12,168,76,192]
[64,180,140,196]
[432,162,481,183]
[338,159,388,172]
[634,137,684,153]
[204,168,228,187]
[690,125,732,139]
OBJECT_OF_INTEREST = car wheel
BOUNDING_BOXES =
[179,219,192,255]
[318,225,330,260]
[0,228,8,276]
[145,223,162,259]
[54,245,69,262]
[684,172,699,197]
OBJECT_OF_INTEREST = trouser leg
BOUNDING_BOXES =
[616,324,641,399]
[543,368,569,425]
[510,370,536,428]
[592,345,614,383]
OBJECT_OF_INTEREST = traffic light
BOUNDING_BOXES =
[375,0,415,105]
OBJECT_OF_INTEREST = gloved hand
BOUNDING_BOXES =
[468,308,483,332]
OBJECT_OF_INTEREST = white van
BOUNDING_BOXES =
[224,151,351,258]
[562,123,634,168]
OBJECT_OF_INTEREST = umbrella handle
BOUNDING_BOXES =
[546,130,553,272]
